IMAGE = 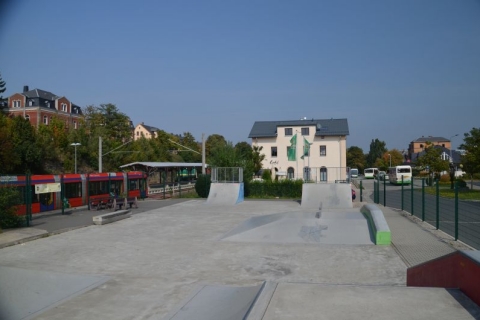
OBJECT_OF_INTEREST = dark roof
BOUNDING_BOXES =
[140,123,160,132]
[412,136,449,143]
[410,145,461,164]
[248,118,349,138]
[23,88,59,100]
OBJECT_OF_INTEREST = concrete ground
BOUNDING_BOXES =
[0,197,479,320]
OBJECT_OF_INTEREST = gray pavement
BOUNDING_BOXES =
[0,196,479,319]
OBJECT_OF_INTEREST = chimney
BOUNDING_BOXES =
[23,85,29,93]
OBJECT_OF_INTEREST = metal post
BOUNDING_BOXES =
[401,176,404,211]
[383,175,386,207]
[411,176,414,216]
[61,175,65,215]
[87,174,90,210]
[360,180,363,202]
[162,171,166,199]
[178,171,181,198]
[202,133,206,175]
[26,173,31,227]
[436,178,439,230]
[455,181,459,240]
[99,136,102,173]
[422,178,425,221]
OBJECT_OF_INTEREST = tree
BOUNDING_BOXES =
[373,149,404,170]
[0,72,6,102]
[205,134,226,160]
[178,132,201,163]
[0,113,16,173]
[234,141,252,160]
[366,139,387,168]
[346,146,365,172]
[460,127,480,189]
[415,142,449,182]
[251,145,265,175]
[10,116,43,173]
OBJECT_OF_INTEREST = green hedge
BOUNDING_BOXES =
[195,174,211,198]
[248,180,303,198]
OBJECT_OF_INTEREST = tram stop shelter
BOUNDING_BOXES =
[119,162,208,188]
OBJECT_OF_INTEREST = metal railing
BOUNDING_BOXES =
[374,177,480,249]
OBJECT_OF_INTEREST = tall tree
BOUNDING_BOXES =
[10,116,43,173]
[460,127,480,188]
[251,145,265,175]
[0,72,6,102]
[206,134,226,160]
[346,146,365,172]
[366,139,387,168]
[373,149,404,170]
[415,142,449,180]
[0,113,16,173]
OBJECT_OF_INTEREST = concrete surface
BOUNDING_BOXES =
[0,197,479,320]
[301,183,353,209]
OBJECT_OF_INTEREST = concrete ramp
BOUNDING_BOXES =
[220,211,373,245]
[0,266,109,320]
[301,183,352,210]
[164,282,264,320]
[206,182,244,205]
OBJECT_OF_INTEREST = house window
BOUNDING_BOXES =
[73,120,77,129]
[320,145,326,156]
[25,115,30,121]
[13,100,21,108]
[43,115,48,124]
[284,128,293,136]
[271,146,277,157]
[61,103,67,112]
[420,144,424,149]
[45,101,50,107]
[28,100,33,106]
[301,127,309,136]
[136,131,139,136]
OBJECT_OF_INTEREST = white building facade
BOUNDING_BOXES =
[248,118,349,182]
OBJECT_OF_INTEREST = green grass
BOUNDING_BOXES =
[423,187,480,200]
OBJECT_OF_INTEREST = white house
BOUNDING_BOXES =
[134,122,160,141]
[248,118,349,182]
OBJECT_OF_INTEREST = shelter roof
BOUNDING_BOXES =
[120,162,207,169]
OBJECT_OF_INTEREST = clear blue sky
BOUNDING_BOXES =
[1,0,479,152]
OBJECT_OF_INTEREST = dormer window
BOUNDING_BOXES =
[45,101,50,108]
[29,100,33,106]
[13,100,21,108]
[61,103,67,112]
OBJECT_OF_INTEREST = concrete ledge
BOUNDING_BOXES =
[361,204,391,245]
[92,210,131,225]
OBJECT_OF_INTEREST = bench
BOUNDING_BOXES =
[93,209,131,225]
[90,197,114,210]
[113,198,125,211]
[126,197,138,209]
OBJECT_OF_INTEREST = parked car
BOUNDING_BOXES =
[377,171,389,181]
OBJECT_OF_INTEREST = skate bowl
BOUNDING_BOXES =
[301,183,353,210]
[206,182,244,205]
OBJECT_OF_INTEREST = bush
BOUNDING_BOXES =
[261,169,272,182]
[439,174,451,183]
[456,179,467,188]
[0,186,24,230]
[248,179,303,198]
[194,174,211,198]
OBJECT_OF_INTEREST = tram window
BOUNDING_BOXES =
[65,182,82,198]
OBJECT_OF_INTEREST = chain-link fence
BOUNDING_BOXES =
[211,167,243,183]
[373,177,480,249]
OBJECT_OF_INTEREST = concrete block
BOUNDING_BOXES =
[92,210,131,225]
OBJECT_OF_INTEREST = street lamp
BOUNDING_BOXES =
[70,143,81,173]
[388,154,391,168]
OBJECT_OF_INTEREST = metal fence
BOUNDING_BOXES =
[211,167,243,183]
[304,167,350,183]
[372,177,480,250]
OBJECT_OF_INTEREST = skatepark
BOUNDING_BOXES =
[0,182,479,319]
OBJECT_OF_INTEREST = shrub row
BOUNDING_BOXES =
[248,179,303,198]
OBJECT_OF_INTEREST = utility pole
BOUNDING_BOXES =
[99,136,102,173]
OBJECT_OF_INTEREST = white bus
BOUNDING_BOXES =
[364,168,378,179]
[388,165,412,185]
[350,168,359,178]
